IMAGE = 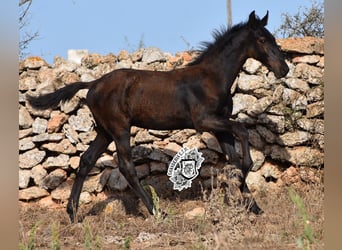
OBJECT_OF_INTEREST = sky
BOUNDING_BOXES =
[22,0,315,64]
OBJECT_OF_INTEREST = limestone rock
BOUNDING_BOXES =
[277,37,324,55]
[135,163,150,179]
[80,191,92,204]
[51,179,72,201]
[201,132,222,153]
[31,165,48,186]
[32,117,48,134]
[148,150,169,163]
[307,101,324,118]
[134,130,160,144]
[232,94,257,115]
[83,172,108,193]
[250,148,265,171]
[68,107,94,132]
[292,55,321,65]
[256,125,277,144]
[248,129,265,150]
[19,76,38,91]
[19,137,35,151]
[281,166,300,185]
[163,142,182,157]
[183,134,206,150]
[237,74,267,91]
[47,111,68,133]
[69,156,80,169]
[277,130,311,146]
[19,106,34,129]
[60,95,80,114]
[169,129,197,144]
[260,162,282,180]
[19,128,32,139]
[285,78,310,92]
[247,96,273,116]
[243,58,262,74]
[19,170,31,189]
[42,154,70,170]
[107,168,128,191]
[294,63,323,85]
[19,186,49,201]
[31,133,64,143]
[62,123,79,144]
[41,169,67,190]
[270,145,323,167]
[142,47,166,64]
[19,148,46,169]
[41,139,77,154]
[282,88,307,111]
[257,114,285,134]
[306,86,324,102]
[150,161,167,174]
[21,56,49,70]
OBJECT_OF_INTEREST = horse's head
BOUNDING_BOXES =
[245,11,289,78]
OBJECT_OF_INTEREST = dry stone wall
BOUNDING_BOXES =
[18,37,324,204]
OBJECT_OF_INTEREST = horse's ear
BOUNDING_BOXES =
[261,11,269,26]
[248,10,257,27]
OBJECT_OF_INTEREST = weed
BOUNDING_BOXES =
[122,235,132,250]
[18,178,324,249]
[143,184,162,220]
[83,220,101,250]
[19,221,41,250]
[124,33,145,52]
[288,187,316,249]
[84,221,92,250]
[50,222,60,250]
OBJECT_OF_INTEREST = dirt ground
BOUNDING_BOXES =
[19,171,324,250]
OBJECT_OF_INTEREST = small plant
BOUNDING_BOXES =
[19,221,41,250]
[288,188,315,249]
[122,235,132,250]
[84,222,92,250]
[143,185,162,220]
[50,222,61,250]
[124,33,145,52]
[83,221,101,250]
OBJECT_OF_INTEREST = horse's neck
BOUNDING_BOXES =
[203,33,248,89]
[223,50,248,85]
[205,45,248,92]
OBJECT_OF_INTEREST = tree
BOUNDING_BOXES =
[226,0,232,29]
[275,0,324,38]
[19,0,39,59]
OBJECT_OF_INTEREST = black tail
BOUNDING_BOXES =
[27,81,92,110]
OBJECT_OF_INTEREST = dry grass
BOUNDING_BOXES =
[19,171,324,249]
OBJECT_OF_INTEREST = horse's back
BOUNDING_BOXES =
[86,68,195,130]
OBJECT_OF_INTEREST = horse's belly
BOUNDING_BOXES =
[131,112,193,130]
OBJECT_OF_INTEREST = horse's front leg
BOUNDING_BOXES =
[194,116,262,214]
[226,121,253,177]
[215,128,262,215]
[214,131,240,167]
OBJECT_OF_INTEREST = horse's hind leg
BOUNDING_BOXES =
[112,130,156,216]
[67,129,111,222]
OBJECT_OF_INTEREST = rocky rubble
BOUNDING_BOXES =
[18,38,324,204]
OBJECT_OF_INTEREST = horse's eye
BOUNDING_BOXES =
[259,37,266,44]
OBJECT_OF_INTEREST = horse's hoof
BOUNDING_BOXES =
[248,202,264,215]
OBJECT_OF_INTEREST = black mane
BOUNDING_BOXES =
[188,21,249,66]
